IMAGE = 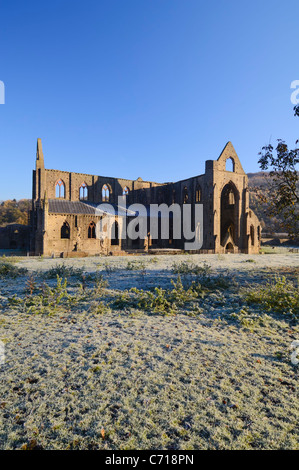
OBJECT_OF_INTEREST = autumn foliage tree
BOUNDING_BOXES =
[0,199,31,226]
[258,106,299,239]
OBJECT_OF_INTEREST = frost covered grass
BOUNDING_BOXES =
[245,276,299,318]
[0,253,298,450]
[43,264,84,280]
[0,259,27,279]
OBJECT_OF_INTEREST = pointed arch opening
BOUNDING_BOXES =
[220,182,239,247]
[102,184,110,202]
[61,221,70,239]
[79,182,88,201]
[226,242,234,253]
[55,179,65,198]
[88,221,96,239]
[195,185,202,203]
[123,186,129,197]
[111,220,119,246]
[225,158,235,172]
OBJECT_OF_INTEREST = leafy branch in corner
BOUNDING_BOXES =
[257,106,299,238]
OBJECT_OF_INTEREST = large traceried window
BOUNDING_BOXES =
[102,184,110,202]
[55,179,65,198]
[79,182,88,201]
[220,182,239,246]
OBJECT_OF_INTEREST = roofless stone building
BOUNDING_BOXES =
[30,139,261,256]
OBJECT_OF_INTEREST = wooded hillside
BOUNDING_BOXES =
[0,199,31,226]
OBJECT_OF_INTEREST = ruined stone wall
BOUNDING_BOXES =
[43,169,165,205]
[0,224,29,251]
[43,213,126,257]
[31,140,261,256]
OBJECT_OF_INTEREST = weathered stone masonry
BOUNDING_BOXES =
[30,138,261,256]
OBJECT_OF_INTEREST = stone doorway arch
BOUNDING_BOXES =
[226,242,234,253]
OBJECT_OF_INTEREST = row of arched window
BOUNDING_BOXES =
[61,220,119,243]
[55,179,130,202]
[55,179,204,204]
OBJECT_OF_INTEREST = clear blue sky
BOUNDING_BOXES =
[0,0,298,199]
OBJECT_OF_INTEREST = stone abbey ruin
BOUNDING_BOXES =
[28,139,261,257]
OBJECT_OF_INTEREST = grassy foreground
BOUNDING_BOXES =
[0,254,298,450]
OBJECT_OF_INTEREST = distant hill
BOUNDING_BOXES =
[247,172,289,234]
[0,199,31,226]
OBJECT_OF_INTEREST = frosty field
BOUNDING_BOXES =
[0,252,298,450]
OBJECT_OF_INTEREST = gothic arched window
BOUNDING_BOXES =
[55,179,65,198]
[88,221,96,239]
[123,186,129,197]
[102,184,110,202]
[226,158,235,172]
[111,221,119,245]
[61,221,70,239]
[79,183,88,201]
[195,185,202,203]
